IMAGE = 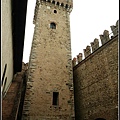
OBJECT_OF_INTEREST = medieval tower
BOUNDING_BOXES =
[22,0,74,119]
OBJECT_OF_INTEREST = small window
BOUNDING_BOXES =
[54,10,57,13]
[53,92,59,105]
[50,22,56,29]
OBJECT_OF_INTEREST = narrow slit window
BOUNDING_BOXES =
[2,77,7,96]
[2,64,7,86]
[50,22,56,29]
[53,92,59,105]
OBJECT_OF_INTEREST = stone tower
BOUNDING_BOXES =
[22,0,74,119]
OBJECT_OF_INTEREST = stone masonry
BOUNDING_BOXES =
[22,0,74,119]
[73,21,118,120]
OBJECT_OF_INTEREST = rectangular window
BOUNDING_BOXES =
[52,92,59,105]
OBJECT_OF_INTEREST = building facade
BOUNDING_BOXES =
[2,0,118,119]
[2,0,14,97]
[22,0,74,119]
[1,0,28,98]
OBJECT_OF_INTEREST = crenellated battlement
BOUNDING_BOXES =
[90,38,99,52]
[83,45,91,58]
[99,30,110,45]
[33,0,73,24]
[77,53,83,63]
[110,20,118,36]
[72,57,77,67]
[72,20,119,67]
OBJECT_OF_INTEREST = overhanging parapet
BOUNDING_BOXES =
[33,0,73,24]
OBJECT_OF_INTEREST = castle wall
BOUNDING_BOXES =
[22,1,74,119]
[2,0,13,96]
[73,34,118,120]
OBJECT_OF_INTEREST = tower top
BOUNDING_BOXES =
[33,0,73,24]
[40,0,73,8]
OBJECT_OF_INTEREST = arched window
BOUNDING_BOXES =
[50,22,56,29]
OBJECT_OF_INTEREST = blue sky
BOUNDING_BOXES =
[23,0,119,63]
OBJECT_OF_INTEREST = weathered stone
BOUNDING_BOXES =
[110,20,119,36]
[100,30,110,45]
[90,38,99,52]
[72,57,77,67]
[77,53,83,63]
[73,36,118,120]
[83,45,91,58]
[22,0,74,119]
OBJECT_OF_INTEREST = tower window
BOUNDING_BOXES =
[50,22,56,29]
[54,10,57,13]
[52,92,59,105]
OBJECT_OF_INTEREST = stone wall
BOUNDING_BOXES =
[22,0,74,119]
[73,21,118,120]
[2,0,13,97]
[2,62,28,120]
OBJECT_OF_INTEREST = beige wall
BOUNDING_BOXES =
[73,36,118,120]
[22,1,74,119]
[2,0,13,95]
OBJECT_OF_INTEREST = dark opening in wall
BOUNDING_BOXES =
[56,2,59,6]
[95,118,106,120]
[65,4,68,9]
[2,77,7,97]
[50,22,56,29]
[53,92,59,105]
[61,3,64,7]
[52,1,55,4]
[2,64,7,86]
[54,10,57,13]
